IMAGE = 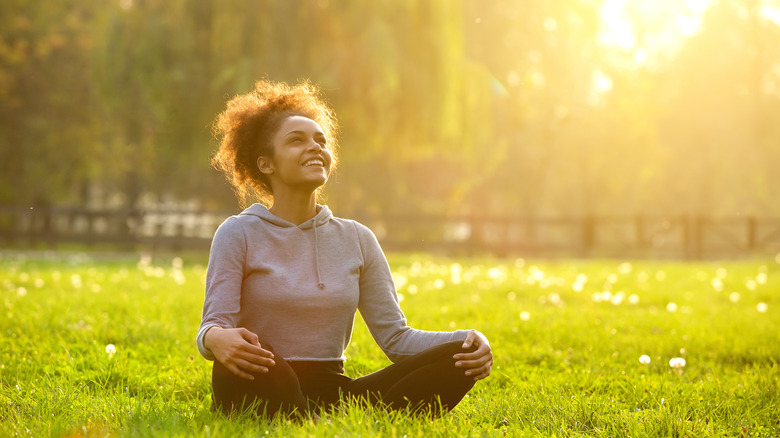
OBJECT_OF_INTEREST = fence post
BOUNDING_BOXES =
[635,214,645,249]
[747,216,756,252]
[693,215,704,260]
[581,215,595,257]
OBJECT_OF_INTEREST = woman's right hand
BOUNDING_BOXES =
[203,326,276,380]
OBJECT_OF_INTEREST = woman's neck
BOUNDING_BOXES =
[268,191,319,225]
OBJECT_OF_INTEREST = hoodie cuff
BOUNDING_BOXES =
[196,324,219,361]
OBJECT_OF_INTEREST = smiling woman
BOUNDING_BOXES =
[210,80,340,208]
[198,79,493,421]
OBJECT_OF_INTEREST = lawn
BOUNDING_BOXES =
[0,250,778,437]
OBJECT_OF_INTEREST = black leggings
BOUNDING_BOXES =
[211,340,477,419]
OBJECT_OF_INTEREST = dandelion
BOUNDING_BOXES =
[639,355,651,364]
[137,254,152,270]
[655,270,667,281]
[669,357,686,369]
[16,287,27,297]
[745,279,757,291]
[716,267,727,279]
[628,294,640,305]
[618,262,632,275]
[607,273,618,284]
[487,267,505,281]
[666,302,678,312]
[432,278,445,289]
[757,302,768,313]
[173,271,186,285]
[407,284,418,295]
[105,344,116,358]
[172,257,183,270]
[33,278,45,288]
[519,311,530,321]
[711,278,724,292]
[506,292,517,301]
[756,272,767,285]
[729,292,740,303]
[70,274,82,289]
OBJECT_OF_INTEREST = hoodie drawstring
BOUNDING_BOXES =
[313,219,325,289]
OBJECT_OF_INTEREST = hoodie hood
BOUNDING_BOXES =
[239,203,333,229]
[239,203,332,289]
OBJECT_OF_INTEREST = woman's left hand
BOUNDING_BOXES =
[453,330,493,381]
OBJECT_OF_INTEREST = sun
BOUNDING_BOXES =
[599,0,711,60]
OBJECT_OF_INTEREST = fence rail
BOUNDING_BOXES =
[1,205,779,259]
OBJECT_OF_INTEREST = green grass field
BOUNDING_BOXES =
[1,250,778,437]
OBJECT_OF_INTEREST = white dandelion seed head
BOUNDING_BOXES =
[711,278,724,292]
[729,292,740,303]
[639,355,651,364]
[105,344,116,357]
[666,302,678,312]
[628,294,640,305]
[757,302,768,313]
[669,357,686,368]
[519,311,531,321]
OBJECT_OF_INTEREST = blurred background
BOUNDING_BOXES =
[1,0,779,257]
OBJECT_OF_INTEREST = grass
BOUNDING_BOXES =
[0,250,778,437]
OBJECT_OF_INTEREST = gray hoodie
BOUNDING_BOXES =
[197,204,469,363]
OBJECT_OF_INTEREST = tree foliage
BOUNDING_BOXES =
[1,0,779,216]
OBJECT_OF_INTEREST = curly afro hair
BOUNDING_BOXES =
[211,80,339,207]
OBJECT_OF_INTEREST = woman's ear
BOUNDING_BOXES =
[257,156,274,175]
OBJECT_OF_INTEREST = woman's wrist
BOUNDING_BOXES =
[203,325,222,351]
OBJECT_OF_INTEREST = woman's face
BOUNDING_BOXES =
[258,116,332,193]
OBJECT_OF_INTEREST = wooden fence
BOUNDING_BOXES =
[1,205,779,259]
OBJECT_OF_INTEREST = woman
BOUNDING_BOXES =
[197,80,492,419]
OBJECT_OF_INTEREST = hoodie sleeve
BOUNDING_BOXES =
[196,216,247,360]
[354,222,470,362]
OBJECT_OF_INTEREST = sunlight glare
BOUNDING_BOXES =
[599,0,712,62]
[761,4,780,25]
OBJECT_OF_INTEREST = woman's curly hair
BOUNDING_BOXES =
[211,80,339,207]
